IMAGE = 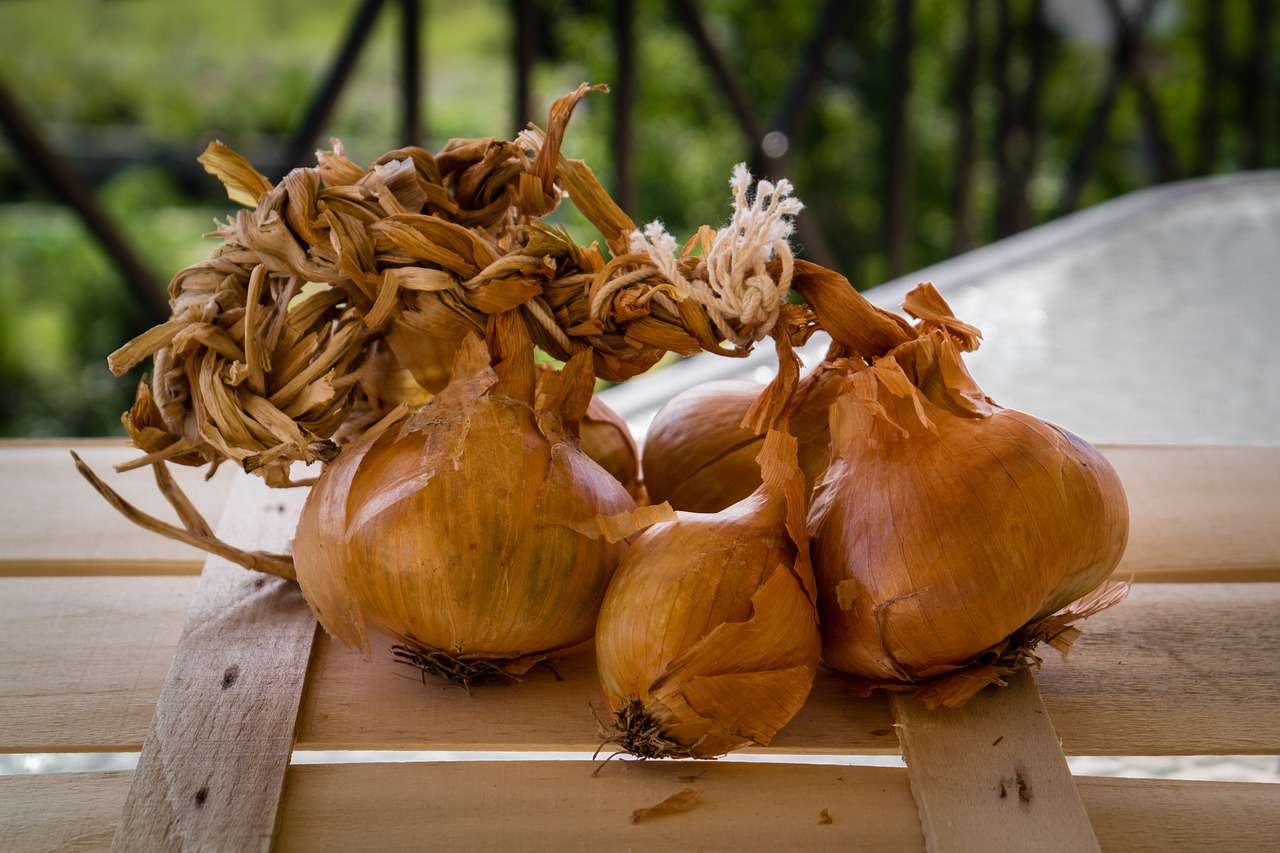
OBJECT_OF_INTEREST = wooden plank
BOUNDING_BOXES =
[7,763,1275,853]
[2,442,1271,581]
[273,761,1280,853]
[5,578,1276,758]
[295,584,1280,757]
[0,441,235,575]
[1103,445,1280,582]
[111,473,315,853]
[296,629,898,754]
[891,670,1100,853]
[278,761,925,852]
[1038,582,1280,756]
[0,576,198,751]
[0,769,132,853]
[1077,776,1280,853]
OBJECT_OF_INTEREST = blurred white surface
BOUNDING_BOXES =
[603,172,1280,447]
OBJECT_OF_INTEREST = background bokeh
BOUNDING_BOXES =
[1,0,1273,436]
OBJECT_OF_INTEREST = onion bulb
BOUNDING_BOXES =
[595,429,821,758]
[580,394,644,501]
[293,320,672,685]
[807,286,1129,707]
[642,371,844,513]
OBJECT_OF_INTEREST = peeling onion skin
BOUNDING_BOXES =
[807,332,1130,685]
[642,377,839,513]
[580,395,644,501]
[596,430,822,758]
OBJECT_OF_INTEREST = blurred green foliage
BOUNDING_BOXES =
[0,0,1272,436]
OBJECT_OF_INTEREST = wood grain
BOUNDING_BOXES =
[274,761,1279,853]
[892,670,1099,853]
[278,760,924,852]
[0,770,133,853]
[4,442,1275,580]
[1038,582,1280,756]
[293,583,1280,757]
[8,580,1271,756]
[0,576,197,751]
[0,441,235,575]
[6,764,1277,853]
[295,629,900,754]
[1102,444,1280,582]
[110,473,315,853]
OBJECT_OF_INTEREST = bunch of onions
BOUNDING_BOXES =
[807,284,1130,707]
[595,428,821,758]
[293,317,670,684]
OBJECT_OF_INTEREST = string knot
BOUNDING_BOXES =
[627,164,803,347]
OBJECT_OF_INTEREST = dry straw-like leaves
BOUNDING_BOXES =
[111,83,810,486]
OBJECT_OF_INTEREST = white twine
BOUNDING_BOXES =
[624,163,803,347]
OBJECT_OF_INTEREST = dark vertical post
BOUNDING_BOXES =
[1245,0,1274,169]
[400,0,424,148]
[952,0,981,255]
[1056,0,1133,217]
[667,0,767,166]
[993,0,1015,238]
[1016,0,1046,232]
[512,0,537,136]
[0,79,169,322]
[283,0,387,170]
[885,0,915,278]
[1131,37,1181,181]
[1195,0,1224,175]
[613,0,636,213]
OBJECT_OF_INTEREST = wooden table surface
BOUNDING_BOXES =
[1,439,1277,851]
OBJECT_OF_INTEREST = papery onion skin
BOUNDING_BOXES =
[596,430,821,758]
[642,376,840,513]
[580,395,644,501]
[808,331,1129,686]
[293,332,646,678]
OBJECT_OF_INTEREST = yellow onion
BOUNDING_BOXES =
[580,395,644,501]
[642,372,843,513]
[595,429,821,758]
[807,288,1129,707]
[293,322,669,684]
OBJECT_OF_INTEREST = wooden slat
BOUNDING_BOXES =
[294,583,1280,757]
[6,763,1276,853]
[2,442,1274,580]
[892,670,1100,853]
[296,629,898,754]
[271,761,1280,853]
[0,576,198,752]
[1103,445,1280,582]
[4,586,1276,757]
[111,473,315,853]
[0,441,235,575]
[1077,776,1280,852]
[279,761,924,852]
[0,769,132,853]
[1038,582,1280,756]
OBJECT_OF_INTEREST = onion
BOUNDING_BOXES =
[641,371,843,513]
[807,286,1130,707]
[595,429,821,758]
[580,395,644,501]
[293,323,670,684]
